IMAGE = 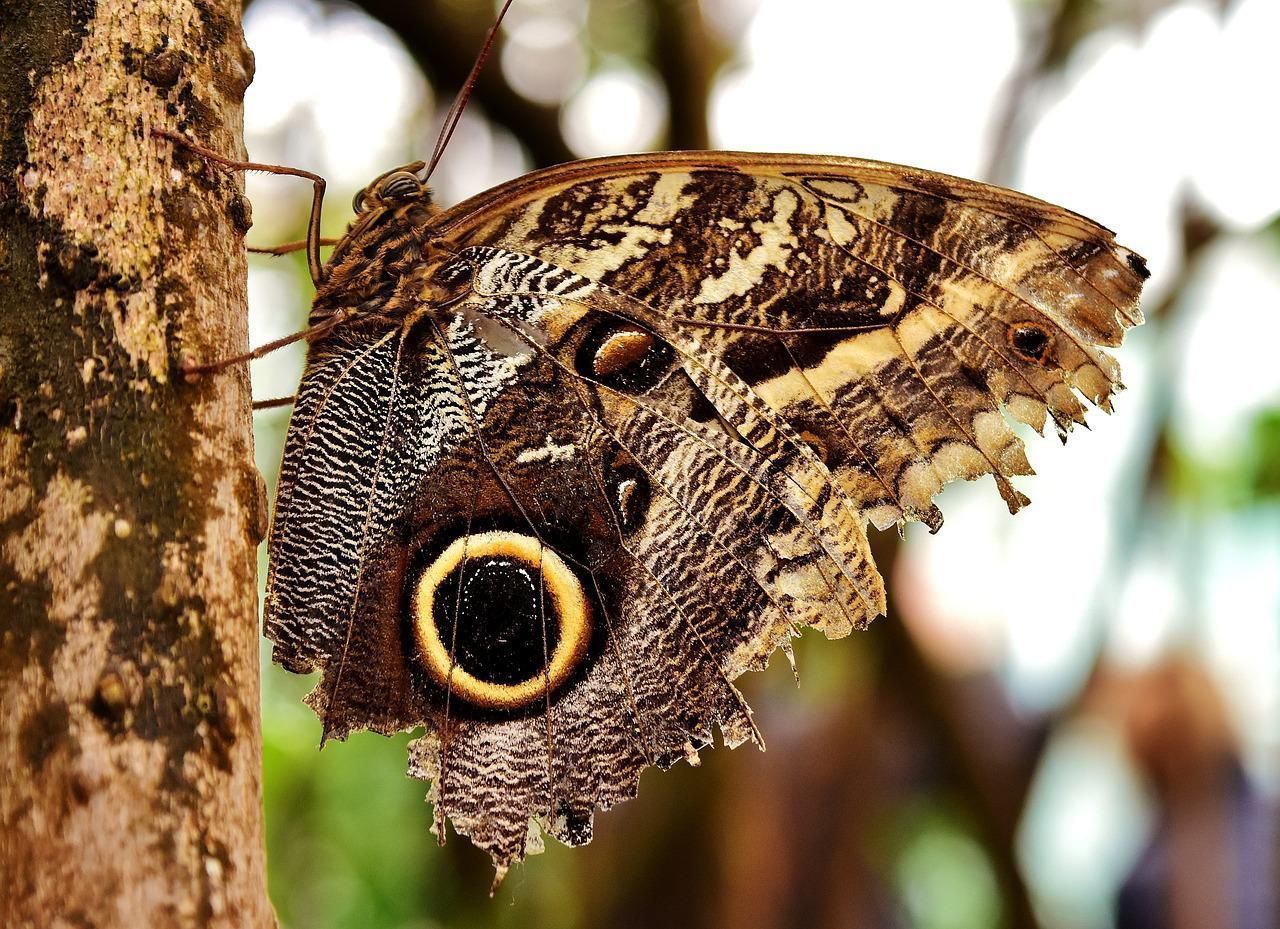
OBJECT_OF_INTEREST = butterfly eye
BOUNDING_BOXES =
[410,531,592,711]
[379,171,421,201]
[351,189,369,213]
[1007,322,1054,365]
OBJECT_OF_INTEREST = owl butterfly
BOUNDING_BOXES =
[212,14,1147,886]
[252,150,1147,880]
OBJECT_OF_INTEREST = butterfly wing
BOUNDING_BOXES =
[264,152,1146,876]
[265,285,878,875]
[436,153,1147,530]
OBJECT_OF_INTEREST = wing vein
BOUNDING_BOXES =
[802,188,1123,367]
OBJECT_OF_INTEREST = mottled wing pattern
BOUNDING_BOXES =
[265,279,879,877]
[264,152,1146,879]
[439,154,1148,530]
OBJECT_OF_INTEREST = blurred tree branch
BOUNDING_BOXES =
[984,0,1244,184]
[983,0,1093,183]
[650,0,719,150]
[315,0,576,167]
[275,0,729,172]
[872,533,1046,929]
[1076,195,1222,661]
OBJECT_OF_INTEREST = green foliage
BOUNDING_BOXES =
[1243,408,1280,500]
[1170,406,1280,508]
[884,801,1004,929]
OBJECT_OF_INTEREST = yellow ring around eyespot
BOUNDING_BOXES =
[411,530,592,710]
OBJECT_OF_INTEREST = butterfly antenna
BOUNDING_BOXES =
[424,0,516,181]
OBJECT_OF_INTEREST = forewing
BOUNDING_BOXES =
[439,152,1148,530]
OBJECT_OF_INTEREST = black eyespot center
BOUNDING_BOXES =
[435,556,557,685]
[1008,322,1053,364]
[574,317,673,393]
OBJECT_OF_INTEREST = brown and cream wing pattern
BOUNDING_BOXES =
[437,153,1148,531]
[264,268,884,878]
[264,151,1146,880]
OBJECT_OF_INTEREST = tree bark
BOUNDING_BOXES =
[0,2,273,927]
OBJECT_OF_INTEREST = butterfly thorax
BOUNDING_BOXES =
[311,163,442,324]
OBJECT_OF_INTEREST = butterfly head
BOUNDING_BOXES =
[351,160,432,214]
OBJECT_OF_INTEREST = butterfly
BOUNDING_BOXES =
[145,0,1134,889]
[249,146,1146,882]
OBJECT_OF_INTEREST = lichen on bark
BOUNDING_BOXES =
[0,1,274,926]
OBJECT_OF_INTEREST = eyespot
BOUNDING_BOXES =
[1007,322,1054,365]
[593,328,656,378]
[411,531,591,711]
[798,430,831,465]
[574,318,673,392]
[379,171,421,201]
[604,461,650,534]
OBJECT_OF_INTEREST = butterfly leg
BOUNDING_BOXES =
[247,237,339,258]
[180,313,346,378]
[152,127,328,287]
[252,395,295,412]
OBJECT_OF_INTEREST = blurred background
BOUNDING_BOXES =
[238,0,1280,926]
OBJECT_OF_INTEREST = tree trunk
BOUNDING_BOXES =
[0,2,273,927]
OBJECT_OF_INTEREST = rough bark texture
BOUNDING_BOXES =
[0,2,273,927]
